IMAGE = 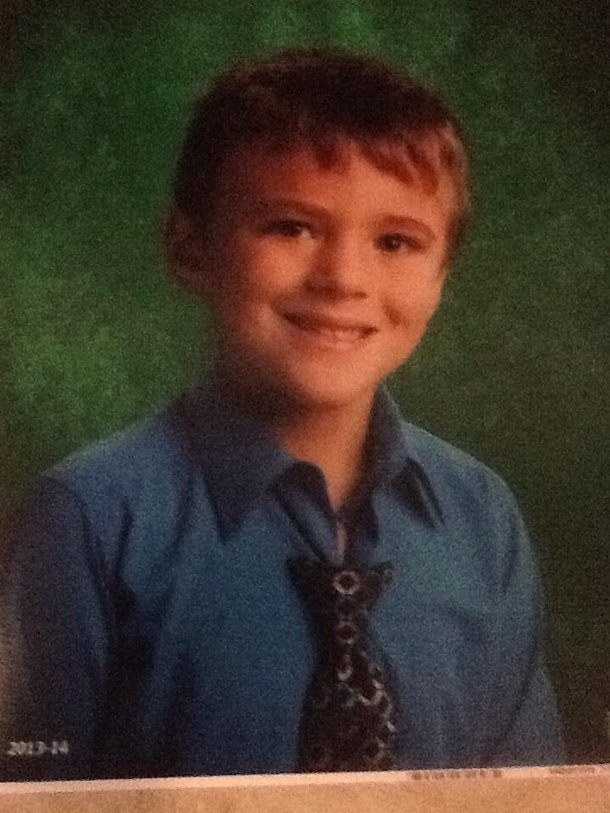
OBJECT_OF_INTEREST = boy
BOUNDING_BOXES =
[0,48,563,780]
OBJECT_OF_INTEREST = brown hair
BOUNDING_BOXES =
[171,47,470,261]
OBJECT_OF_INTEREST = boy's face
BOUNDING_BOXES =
[181,139,454,414]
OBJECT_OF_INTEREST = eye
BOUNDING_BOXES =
[264,219,313,238]
[376,232,423,254]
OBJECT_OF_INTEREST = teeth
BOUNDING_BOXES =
[284,319,368,342]
[311,326,362,341]
[301,324,365,342]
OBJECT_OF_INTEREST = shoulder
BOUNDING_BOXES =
[48,405,191,496]
[398,420,535,590]
[30,404,199,550]
[401,419,518,516]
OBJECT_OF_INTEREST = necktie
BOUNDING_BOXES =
[288,557,399,772]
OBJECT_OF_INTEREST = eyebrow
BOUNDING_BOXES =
[249,198,437,242]
[249,198,328,220]
[374,214,437,243]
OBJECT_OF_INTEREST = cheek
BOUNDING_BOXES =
[227,242,292,297]
[384,279,444,331]
[209,247,261,308]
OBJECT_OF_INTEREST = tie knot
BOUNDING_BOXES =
[288,559,393,627]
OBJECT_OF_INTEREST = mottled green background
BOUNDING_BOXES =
[1,0,608,762]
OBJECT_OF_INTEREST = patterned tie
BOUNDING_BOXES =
[288,557,399,772]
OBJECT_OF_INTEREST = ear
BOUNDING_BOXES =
[165,207,212,298]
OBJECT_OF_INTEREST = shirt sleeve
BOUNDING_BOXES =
[481,484,565,767]
[0,477,114,781]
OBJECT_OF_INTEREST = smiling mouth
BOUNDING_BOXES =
[283,312,377,344]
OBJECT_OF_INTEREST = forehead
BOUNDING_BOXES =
[217,138,456,224]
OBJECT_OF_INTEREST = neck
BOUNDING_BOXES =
[272,399,374,510]
[214,368,375,511]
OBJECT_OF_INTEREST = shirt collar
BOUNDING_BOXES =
[174,378,442,539]
[367,386,444,526]
[175,378,295,538]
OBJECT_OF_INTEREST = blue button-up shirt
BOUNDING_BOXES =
[0,383,564,780]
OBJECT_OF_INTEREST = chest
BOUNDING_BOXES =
[100,493,497,775]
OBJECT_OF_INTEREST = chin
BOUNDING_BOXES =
[228,354,383,414]
[275,374,378,414]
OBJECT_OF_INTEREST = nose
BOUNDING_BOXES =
[305,235,369,300]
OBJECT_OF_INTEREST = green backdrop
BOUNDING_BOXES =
[1,0,608,763]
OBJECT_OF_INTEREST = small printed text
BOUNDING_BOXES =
[6,740,70,758]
